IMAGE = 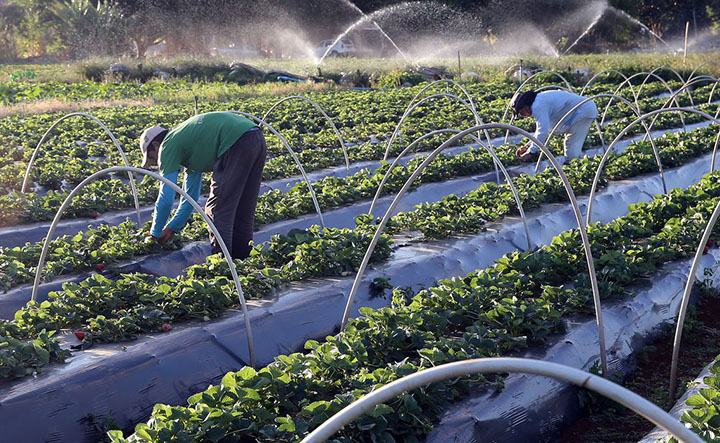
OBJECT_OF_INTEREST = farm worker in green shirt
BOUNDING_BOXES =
[139,111,267,259]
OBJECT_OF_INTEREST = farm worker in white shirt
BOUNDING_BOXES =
[512,90,598,162]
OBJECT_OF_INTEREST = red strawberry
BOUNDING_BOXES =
[74,331,85,341]
[96,264,105,271]
[707,240,713,247]
[162,323,171,332]
[704,246,710,254]
[90,212,99,219]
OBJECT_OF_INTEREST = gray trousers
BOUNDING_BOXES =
[206,128,266,259]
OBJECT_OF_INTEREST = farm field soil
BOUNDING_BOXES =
[559,289,720,442]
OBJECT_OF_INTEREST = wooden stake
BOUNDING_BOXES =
[683,21,690,67]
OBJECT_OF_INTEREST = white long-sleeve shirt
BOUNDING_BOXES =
[530,90,598,148]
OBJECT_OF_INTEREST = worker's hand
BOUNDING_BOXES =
[515,143,532,157]
[158,228,175,244]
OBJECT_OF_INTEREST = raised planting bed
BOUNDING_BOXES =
[2,154,720,441]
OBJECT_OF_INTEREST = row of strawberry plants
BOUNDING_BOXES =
[1,117,717,381]
[669,354,720,442]
[0,78,676,220]
[107,170,720,442]
[4,115,718,293]
[0,90,711,231]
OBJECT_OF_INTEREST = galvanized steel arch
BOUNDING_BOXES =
[301,358,702,443]
[669,197,720,402]
[262,95,351,173]
[30,166,256,367]
[341,123,608,376]
[586,107,720,226]
[580,69,634,97]
[21,112,141,226]
[381,92,489,161]
[368,128,532,250]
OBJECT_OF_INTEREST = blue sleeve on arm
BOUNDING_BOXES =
[150,170,179,238]
[167,172,202,232]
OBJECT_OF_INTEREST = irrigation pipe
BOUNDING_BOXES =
[341,123,608,377]
[29,166,256,367]
[301,358,702,443]
[21,112,141,226]
[262,95,351,173]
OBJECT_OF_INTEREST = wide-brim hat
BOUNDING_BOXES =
[139,125,167,168]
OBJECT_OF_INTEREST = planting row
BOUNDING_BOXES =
[3,118,720,381]
[0,78,686,226]
[0,91,713,231]
[3,119,719,293]
[105,169,720,442]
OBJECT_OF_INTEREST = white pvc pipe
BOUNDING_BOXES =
[262,95,351,173]
[586,107,720,225]
[21,112,142,226]
[301,358,702,443]
[30,166,256,367]
[341,123,608,377]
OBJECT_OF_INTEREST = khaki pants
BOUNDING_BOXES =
[205,128,266,259]
[563,116,596,159]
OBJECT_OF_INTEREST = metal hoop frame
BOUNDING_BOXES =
[341,123,608,376]
[226,110,326,229]
[641,77,720,138]
[635,66,689,106]
[601,72,686,129]
[30,166,256,367]
[580,69,633,97]
[301,358,702,443]
[669,198,720,402]
[586,107,720,225]
[532,93,666,194]
[381,93,490,161]
[262,95,351,173]
[367,128,532,250]
[21,112,142,226]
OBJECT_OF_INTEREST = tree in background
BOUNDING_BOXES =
[51,0,128,58]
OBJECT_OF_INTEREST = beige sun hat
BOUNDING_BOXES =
[139,125,167,168]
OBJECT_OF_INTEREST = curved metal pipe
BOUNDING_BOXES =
[587,107,720,225]
[226,110,326,230]
[368,128,531,250]
[642,77,720,137]
[712,106,720,172]
[580,69,632,97]
[341,123,608,376]
[262,95,351,173]
[532,93,666,194]
[30,166,256,367]
[601,72,685,129]
[636,66,691,106]
[687,61,720,84]
[301,358,702,443]
[382,92,489,161]
[21,112,141,226]
[668,198,720,402]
